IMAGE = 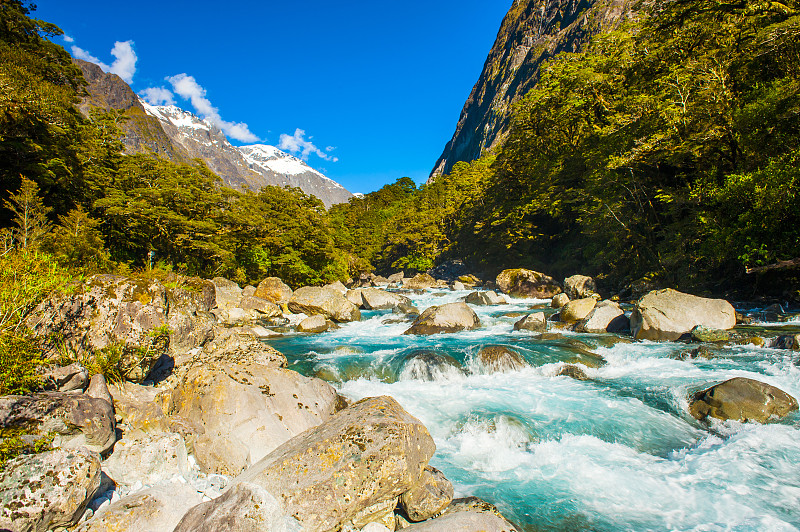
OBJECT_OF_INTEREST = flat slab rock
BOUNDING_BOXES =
[630,288,736,341]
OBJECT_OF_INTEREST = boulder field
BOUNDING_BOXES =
[3,269,799,532]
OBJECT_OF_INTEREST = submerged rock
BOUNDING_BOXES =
[630,289,736,341]
[404,302,480,335]
[0,448,101,532]
[495,268,561,298]
[689,377,798,423]
[221,396,436,532]
[556,364,589,381]
[289,286,361,322]
[401,351,465,381]
[476,346,528,373]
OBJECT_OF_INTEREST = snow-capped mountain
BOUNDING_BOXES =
[138,102,352,207]
[74,59,352,207]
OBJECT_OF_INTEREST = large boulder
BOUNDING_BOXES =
[495,269,561,298]
[559,298,597,324]
[109,381,170,435]
[630,289,736,341]
[360,288,413,310]
[289,286,361,322]
[297,314,331,333]
[465,291,506,306]
[165,356,339,475]
[174,482,301,532]
[77,482,204,532]
[689,377,798,423]
[513,312,547,332]
[255,277,294,304]
[0,392,116,454]
[404,302,480,335]
[400,466,454,522]
[475,346,528,373]
[575,301,629,333]
[229,396,436,532]
[211,276,243,309]
[0,448,101,532]
[102,432,191,488]
[404,273,437,290]
[564,275,598,299]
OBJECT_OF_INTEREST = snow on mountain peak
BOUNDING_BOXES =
[140,99,211,131]
[239,143,333,181]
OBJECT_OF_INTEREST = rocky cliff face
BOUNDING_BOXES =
[430,0,631,180]
[76,61,352,208]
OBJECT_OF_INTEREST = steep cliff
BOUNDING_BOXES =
[430,0,631,180]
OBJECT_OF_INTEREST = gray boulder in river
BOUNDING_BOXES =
[288,286,361,322]
[564,274,598,299]
[689,377,798,423]
[360,287,413,310]
[630,288,736,341]
[495,268,562,298]
[182,396,436,532]
[404,302,481,335]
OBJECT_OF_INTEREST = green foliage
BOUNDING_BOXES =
[3,177,53,250]
[42,206,111,272]
[0,428,54,472]
[0,333,44,395]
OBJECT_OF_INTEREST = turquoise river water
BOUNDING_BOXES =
[265,288,800,532]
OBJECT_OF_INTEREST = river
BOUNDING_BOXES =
[266,288,800,532]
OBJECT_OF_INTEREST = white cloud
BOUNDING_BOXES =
[71,40,137,83]
[279,129,338,162]
[63,35,74,43]
[139,87,175,106]
[166,73,259,143]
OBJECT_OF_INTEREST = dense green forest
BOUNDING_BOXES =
[1,0,799,299]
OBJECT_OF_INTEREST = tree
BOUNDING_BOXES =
[3,177,52,250]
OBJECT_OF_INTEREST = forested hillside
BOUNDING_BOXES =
[334,0,800,297]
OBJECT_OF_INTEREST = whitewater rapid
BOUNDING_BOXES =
[266,289,800,531]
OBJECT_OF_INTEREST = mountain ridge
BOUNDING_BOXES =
[430,0,632,180]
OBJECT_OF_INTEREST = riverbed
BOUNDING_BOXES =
[267,288,800,532]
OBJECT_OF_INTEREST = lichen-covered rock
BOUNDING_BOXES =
[404,303,480,335]
[0,448,101,532]
[564,275,598,300]
[211,277,243,309]
[361,288,413,310]
[556,364,589,380]
[404,273,437,290]
[196,329,288,368]
[402,496,518,531]
[229,396,435,532]
[289,286,361,322]
[690,325,731,343]
[41,362,88,392]
[109,381,169,434]
[401,466,454,521]
[575,301,629,333]
[630,289,736,341]
[0,392,116,454]
[238,295,282,318]
[495,269,561,298]
[465,291,506,306]
[174,481,302,532]
[255,277,294,304]
[689,377,798,423]
[166,357,339,475]
[476,346,528,373]
[513,312,547,332]
[560,298,597,324]
[77,482,203,532]
[102,432,190,488]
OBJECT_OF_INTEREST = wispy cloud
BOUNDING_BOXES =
[139,87,175,106]
[279,129,339,162]
[63,35,74,43]
[166,73,259,143]
[71,40,137,83]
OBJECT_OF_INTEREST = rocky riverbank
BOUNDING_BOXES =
[1,268,798,531]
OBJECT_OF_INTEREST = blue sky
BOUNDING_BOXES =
[33,1,512,194]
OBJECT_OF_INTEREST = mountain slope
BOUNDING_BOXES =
[76,60,352,207]
[430,0,631,180]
